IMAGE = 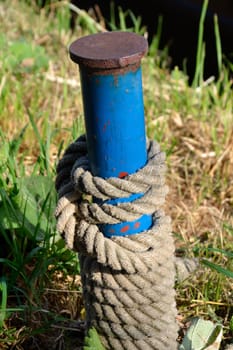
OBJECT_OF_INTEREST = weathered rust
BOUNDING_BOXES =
[69,31,148,74]
[79,62,141,76]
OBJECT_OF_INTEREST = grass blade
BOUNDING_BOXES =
[27,108,52,175]
[192,0,209,88]
[206,247,233,259]
[149,15,164,57]
[214,14,222,76]
[202,259,233,278]
[0,278,7,327]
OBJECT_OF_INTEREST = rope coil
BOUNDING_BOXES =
[55,135,179,349]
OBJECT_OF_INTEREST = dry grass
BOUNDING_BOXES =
[142,64,233,345]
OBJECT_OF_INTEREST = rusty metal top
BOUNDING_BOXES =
[69,31,148,70]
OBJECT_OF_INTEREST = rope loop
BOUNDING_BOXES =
[55,135,172,273]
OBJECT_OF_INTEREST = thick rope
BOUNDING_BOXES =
[55,135,179,349]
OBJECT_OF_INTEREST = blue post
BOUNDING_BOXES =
[69,31,152,237]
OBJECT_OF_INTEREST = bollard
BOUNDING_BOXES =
[69,31,152,237]
[55,31,179,349]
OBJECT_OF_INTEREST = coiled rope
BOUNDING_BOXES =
[55,134,179,349]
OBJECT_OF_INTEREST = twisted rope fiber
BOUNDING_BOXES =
[55,135,179,349]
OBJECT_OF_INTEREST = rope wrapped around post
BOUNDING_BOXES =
[55,134,179,349]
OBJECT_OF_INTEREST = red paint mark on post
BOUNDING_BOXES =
[108,228,116,234]
[120,225,130,233]
[103,120,110,132]
[118,171,128,178]
[134,221,140,229]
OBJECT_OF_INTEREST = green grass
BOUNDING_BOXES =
[0,0,232,349]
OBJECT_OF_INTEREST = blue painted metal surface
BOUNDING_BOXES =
[69,32,152,236]
[99,193,152,237]
[80,67,147,178]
